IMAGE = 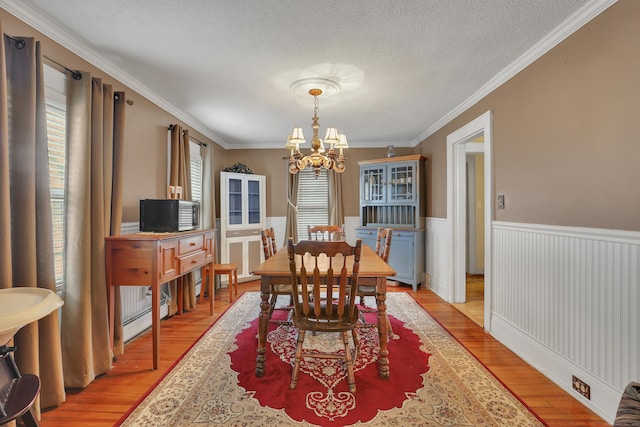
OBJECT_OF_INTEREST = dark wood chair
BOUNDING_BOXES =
[286,238,362,393]
[0,349,40,427]
[261,227,292,320]
[358,228,393,330]
[307,224,345,241]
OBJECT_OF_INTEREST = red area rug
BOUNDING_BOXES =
[230,308,430,425]
[116,292,546,426]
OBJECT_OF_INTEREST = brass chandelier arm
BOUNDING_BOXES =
[286,87,348,176]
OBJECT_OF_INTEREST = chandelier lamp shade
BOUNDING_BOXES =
[286,88,348,176]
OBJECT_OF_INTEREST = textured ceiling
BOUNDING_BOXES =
[1,0,614,149]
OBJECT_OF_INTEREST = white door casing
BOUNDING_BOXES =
[446,110,493,330]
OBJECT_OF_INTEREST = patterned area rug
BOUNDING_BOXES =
[117,292,546,426]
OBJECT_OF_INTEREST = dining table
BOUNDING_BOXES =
[251,242,397,380]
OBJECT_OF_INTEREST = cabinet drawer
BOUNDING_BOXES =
[178,235,204,255]
[226,229,260,238]
[179,250,205,274]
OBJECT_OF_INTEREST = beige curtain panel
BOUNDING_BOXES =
[62,73,126,388]
[0,32,65,416]
[285,171,300,242]
[169,124,197,312]
[328,170,345,228]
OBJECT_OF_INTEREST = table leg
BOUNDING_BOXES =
[256,282,270,377]
[108,285,115,354]
[151,283,160,370]
[208,262,214,315]
[376,278,390,379]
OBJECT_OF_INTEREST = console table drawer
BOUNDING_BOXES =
[179,250,205,274]
[179,235,204,255]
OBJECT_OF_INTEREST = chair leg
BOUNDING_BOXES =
[290,329,305,390]
[233,268,238,297]
[342,331,356,393]
[268,293,277,318]
[228,273,233,303]
[199,270,208,303]
[386,314,394,337]
[351,328,360,360]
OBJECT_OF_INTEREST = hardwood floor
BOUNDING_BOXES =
[451,274,485,327]
[40,281,609,426]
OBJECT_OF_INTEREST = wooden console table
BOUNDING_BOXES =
[105,228,215,369]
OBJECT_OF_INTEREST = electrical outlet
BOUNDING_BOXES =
[572,375,591,400]
[497,194,505,209]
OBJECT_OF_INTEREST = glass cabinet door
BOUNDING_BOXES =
[387,162,416,203]
[361,165,386,203]
[247,177,262,225]
[227,177,243,225]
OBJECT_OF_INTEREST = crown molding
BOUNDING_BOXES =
[1,0,618,150]
[0,0,232,148]
[411,0,619,147]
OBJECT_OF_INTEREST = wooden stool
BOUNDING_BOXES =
[200,263,238,304]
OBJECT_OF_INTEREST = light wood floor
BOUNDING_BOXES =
[452,274,485,327]
[39,281,609,427]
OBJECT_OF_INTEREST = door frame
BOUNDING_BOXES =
[446,110,493,330]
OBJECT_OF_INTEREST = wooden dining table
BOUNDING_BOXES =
[251,243,396,380]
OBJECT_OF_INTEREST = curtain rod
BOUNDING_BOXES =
[168,125,208,147]
[4,33,83,80]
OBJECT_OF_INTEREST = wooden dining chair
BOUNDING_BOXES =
[261,227,277,260]
[307,224,345,241]
[261,227,292,321]
[358,228,393,331]
[200,244,238,305]
[286,238,362,393]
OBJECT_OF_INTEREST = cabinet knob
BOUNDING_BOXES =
[190,242,196,246]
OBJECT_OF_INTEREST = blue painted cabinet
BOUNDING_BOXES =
[356,155,426,291]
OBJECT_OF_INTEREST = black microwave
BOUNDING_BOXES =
[140,199,200,232]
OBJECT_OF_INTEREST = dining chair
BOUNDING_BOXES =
[261,227,277,260]
[261,227,292,321]
[358,228,393,331]
[200,245,238,305]
[307,224,345,241]
[286,238,362,393]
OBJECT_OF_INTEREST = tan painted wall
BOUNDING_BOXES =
[419,0,640,231]
[4,0,638,231]
[1,9,221,223]
[220,147,413,218]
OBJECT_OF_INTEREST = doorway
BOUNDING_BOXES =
[446,111,493,330]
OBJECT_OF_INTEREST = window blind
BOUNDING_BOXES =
[189,140,202,204]
[296,168,328,239]
[44,65,67,294]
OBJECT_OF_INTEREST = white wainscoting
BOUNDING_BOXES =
[344,216,360,245]
[491,221,640,423]
[426,217,450,299]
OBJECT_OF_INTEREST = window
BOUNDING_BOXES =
[44,65,67,295]
[189,141,203,283]
[296,168,328,239]
[189,140,202,207]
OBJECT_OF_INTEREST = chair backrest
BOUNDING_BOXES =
[375,228,393,262]
[307,225,345,241]
[261,227,277,260]
[286,238,362,328]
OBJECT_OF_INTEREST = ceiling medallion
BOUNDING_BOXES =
[289,77,341,99]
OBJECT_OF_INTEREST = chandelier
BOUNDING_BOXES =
[285,88,348,176]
